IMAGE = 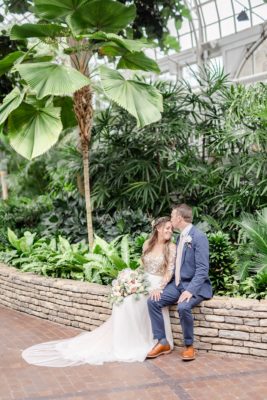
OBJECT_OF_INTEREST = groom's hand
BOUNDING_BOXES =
[150,289,162,301]
[178,290,192,303]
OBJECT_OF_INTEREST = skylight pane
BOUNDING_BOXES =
[252,4,267,24]
[217,0,234,19]
[201,2,218,25]
[250,0,264,6]
[221,17,236,36]
[179,34,193,50]
[206,23,220,41]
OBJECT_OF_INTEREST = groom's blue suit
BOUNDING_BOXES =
[147,225,212,346]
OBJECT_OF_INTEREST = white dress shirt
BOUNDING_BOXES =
[175,224,193,285]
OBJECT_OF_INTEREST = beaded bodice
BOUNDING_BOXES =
[143,253,165,276]
[143,246,176,277]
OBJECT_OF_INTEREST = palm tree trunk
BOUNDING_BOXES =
[81,134,93,249]
[74,85,94,249]
[70,39,94,249]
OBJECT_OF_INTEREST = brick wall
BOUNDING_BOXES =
[0,264,266,358]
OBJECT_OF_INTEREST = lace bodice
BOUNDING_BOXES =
[142,245,176,290]
[143,253,165,275]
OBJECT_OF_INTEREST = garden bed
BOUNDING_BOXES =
[0,263,266,358]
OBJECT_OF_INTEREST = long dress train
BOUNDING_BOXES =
[22,251,175,367]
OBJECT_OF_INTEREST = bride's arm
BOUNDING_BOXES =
[158,243,176,291]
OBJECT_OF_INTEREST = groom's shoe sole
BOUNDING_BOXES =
[146,349,172,359]
[181,354,196,361]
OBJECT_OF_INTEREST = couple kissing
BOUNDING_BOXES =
[22,203,212,367]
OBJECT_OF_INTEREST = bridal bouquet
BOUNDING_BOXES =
[110,268,150,305]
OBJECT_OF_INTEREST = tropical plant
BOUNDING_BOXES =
[94,208,151,242]
[0,0,166,249]
[236,208,267,281]
[84,234,140,284]
[40,190,87,242]
[0,195,52,247]
[0,229,142,285]
[208,231,236,293]
[90,80,195,213]
[2,0,188,52]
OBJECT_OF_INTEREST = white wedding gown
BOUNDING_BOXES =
[22,251,175,367]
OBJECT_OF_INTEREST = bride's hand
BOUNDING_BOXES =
[150,289,162,301]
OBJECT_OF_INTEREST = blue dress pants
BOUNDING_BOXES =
[147,280,204,346]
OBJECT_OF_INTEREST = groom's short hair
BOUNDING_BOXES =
[173,204,193,223]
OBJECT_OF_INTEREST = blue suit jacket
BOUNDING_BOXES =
[175,225,212,299]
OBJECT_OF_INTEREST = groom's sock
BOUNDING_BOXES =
[159,338,168,345]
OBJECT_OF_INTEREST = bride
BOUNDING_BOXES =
[22,217,176,366]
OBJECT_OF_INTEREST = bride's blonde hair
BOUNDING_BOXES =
[141,216,172,275]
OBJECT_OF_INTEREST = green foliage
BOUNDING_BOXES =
[3,1,188,53]
[40,187,151,244]
[15,62,90,99]
[8,101,63,160]
[208,231,236,293]
[99,66,163,128]
[3,0,30,14]
[88,67,267,235]
[0,196,51,231]
[0,229,142,285]
[0,34,27,102]
[237,208,267,280]
[1,0,164,162]
[120,0,187,52]
[219,273,267,300]
[0,137,51,197]
[84,234,140,284]
[40,190,88,243]
[94,209,151,242]
[0,196,52,247]
[90,80,193,214]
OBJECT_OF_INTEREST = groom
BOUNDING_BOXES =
[147,204,212,361]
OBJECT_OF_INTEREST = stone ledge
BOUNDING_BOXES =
[0,263,266,359]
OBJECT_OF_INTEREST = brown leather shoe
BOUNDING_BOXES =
[181,345,196,361]
[146,342,171,359]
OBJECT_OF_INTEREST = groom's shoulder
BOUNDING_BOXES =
[191,225,207,240]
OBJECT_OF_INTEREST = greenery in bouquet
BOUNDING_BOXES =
[110,268,150,305]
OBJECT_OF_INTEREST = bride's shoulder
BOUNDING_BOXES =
[169,242,176,252]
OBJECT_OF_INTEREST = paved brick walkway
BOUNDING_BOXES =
[1,305,267,400]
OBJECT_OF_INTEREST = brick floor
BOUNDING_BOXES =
[0,305,267,400]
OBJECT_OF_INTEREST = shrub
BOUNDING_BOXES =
[237,208,267,281]
[208,231,236,293]
[0,196,52,248]
[0,229,141,285]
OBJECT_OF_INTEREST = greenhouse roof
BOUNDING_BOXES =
[176,0,267,51]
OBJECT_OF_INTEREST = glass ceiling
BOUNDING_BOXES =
[177,0,267,51]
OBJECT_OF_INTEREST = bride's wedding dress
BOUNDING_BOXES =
[22,249,175,367]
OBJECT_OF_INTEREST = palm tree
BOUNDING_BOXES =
[237,208,267,281]
[0,0,164,249]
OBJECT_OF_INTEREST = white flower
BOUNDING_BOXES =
[110,268,150,305]
[184,235,192,244]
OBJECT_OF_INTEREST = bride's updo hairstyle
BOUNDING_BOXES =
[141,216,172,276]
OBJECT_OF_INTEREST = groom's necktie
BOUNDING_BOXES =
[175,234,185,286]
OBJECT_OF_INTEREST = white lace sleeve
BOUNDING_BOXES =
[158,245,176,290]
